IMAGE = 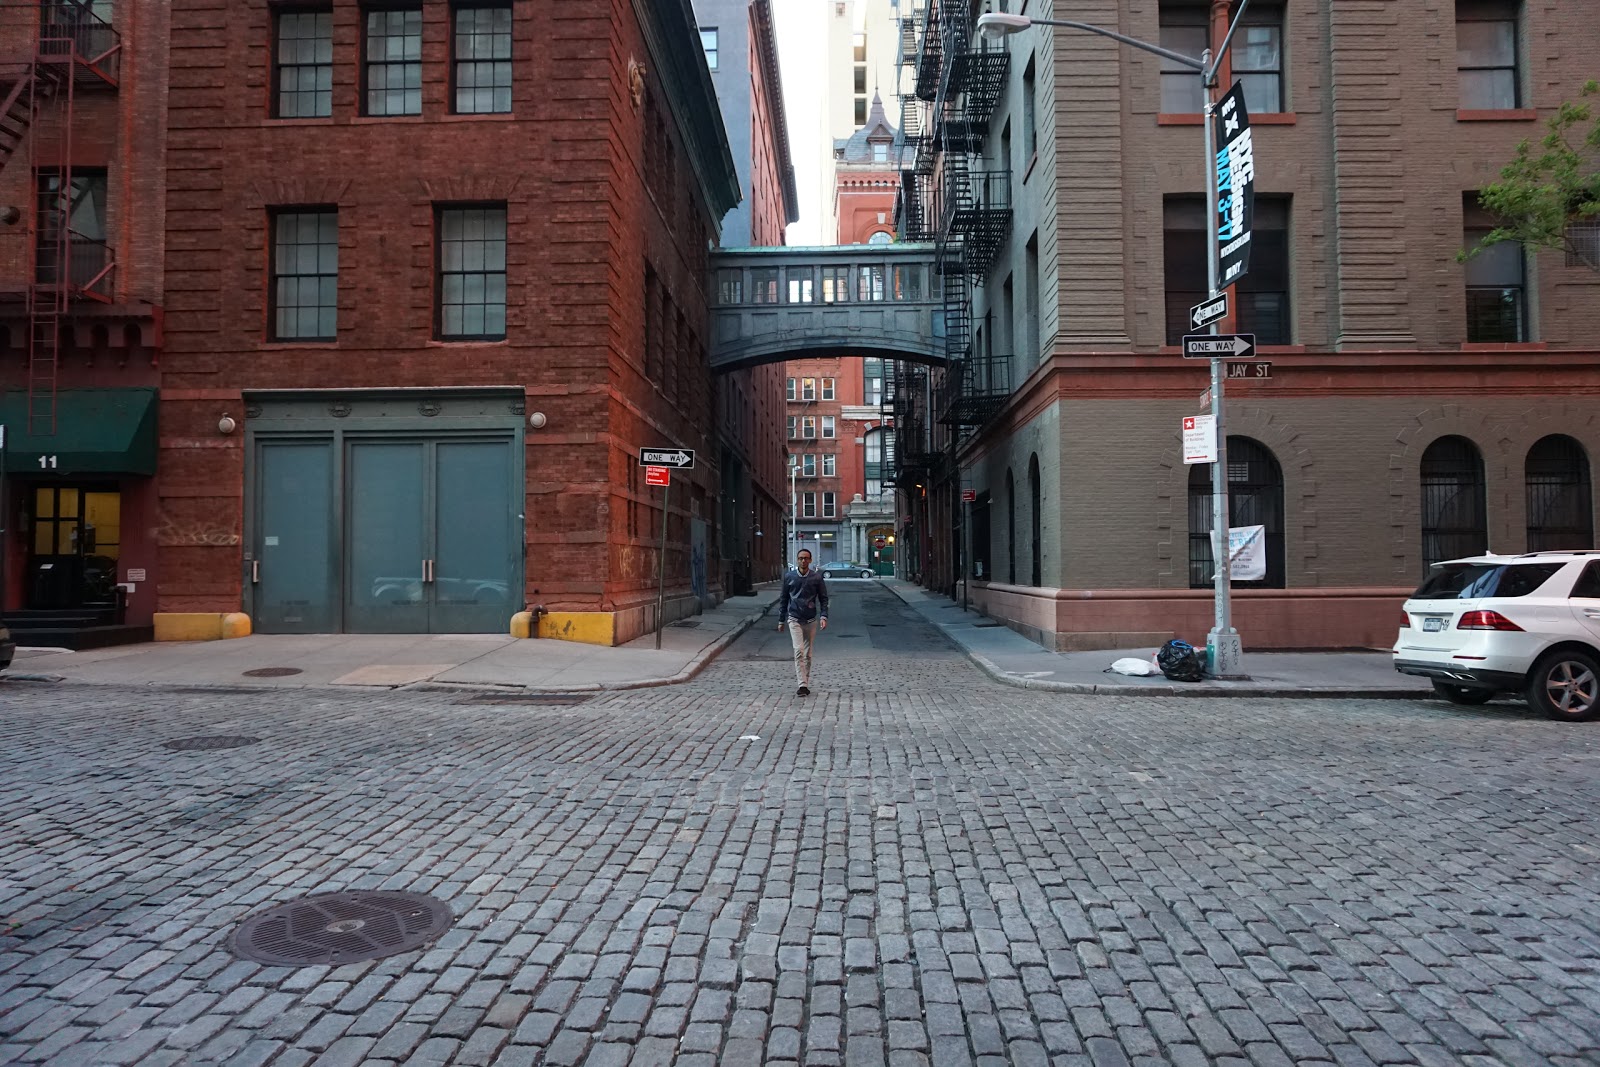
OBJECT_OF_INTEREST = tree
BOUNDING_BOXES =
[1464,80,1600,270]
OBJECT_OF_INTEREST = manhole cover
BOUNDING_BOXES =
[228,890,453,966]
[456,693,592,706]
[242,667,303,678]
[164,736,261,752]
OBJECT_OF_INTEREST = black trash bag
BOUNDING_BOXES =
[1156,639,1206,682]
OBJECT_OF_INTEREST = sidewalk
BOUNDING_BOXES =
[3,587,781,693]
[883,578,1432,699]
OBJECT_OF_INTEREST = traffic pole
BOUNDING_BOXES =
[654,477,670,650]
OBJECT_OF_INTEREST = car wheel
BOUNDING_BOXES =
[861,570,874,579]
[1526,650,1600,722]
[1431,681,1495,705]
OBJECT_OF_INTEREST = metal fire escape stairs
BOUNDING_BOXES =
[1,0,121,436]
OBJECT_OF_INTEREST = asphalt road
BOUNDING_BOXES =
[2,582,1598,1066]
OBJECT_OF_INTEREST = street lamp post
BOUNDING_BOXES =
[787,455,799,570]
[978,5,1253,676]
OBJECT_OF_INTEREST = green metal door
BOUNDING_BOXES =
[253,441,337,633]
[431,439,519,633]
[345,440,428,633]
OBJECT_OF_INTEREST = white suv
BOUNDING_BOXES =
[1394,551,1600,721]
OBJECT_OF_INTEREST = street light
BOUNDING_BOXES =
[976,4,1253,677]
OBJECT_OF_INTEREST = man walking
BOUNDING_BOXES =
[777,549,829,696]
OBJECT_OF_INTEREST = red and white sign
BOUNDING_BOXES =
[645,465,670,487]
[1182,414,1218,465]
[961,488,977,503]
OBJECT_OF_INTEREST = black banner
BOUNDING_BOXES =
[1214,83,1255,288]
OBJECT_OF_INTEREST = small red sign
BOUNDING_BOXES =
[961,489,977,503]
[645,465,670,487]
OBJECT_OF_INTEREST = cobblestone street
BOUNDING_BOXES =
[3,584,1600,1066]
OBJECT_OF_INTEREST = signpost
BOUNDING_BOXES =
[1182,333,1255,360]
[1188,293,1228,331]
[641,446,692,649]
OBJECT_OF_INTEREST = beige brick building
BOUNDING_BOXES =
[897,0,1600,650]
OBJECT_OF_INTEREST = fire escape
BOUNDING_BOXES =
[0,0,121,435]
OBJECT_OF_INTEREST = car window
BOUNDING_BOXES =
[1572,562,1600,599]
[1412,562,1563,600]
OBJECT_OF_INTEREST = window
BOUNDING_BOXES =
[1024,232,1040,361]
[854,68,867,94]
[34,170,108,292]
[1457,1,1519,109]
[868,229,892,243]
[787,273,814,303]
[786,378,797,401]
[822,454,836,477]
[1028,454,1042,586]
[822,415,836,439]
[274,9,333,118]
[823,492,837,519]
[972,492,991,581]
[801,377,816,401]
[700,27,718,71]
[454,3,512,114]
[855,98,868,126]
[891,264,922,300]
[1234,8,1285,114]
[1159,5,1206,112]
[1189,437,1285,588]
[857,265,886,301]
[1022,56,1037,160]
[802,416,817,439]
[864,358,885,406]
[1164,195,1291,345]
[364,6,423,116]
[1464,196,1526,342]
[1420,435,1488,572]
[853,32,865,64]
[803,492,817,518]
[1006,470,1016,584]
[802,454,817,477]
[822,378,835,401]
[270,208,338,341]
[787,416,797,438]
[822,266,851,303]
[751,268,780,303]
[1526,435,1593,552]
[437,205,507,340]
[717,269,742,304]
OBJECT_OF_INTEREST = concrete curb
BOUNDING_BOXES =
[883,581,1430,700]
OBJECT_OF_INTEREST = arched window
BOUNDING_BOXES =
[1028,454,1042,586]
[1420,435,1487,571]
[1526,435,1593,551]
[1188,437,1285,589]
[1006,470,1016,584]
[867,230,893,245]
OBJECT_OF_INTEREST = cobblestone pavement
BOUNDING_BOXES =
[3,584,1600,1066]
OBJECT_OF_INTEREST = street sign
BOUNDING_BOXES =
[1225,361,1272,380]
[1215,83,1256,287]
[1182,414,1217,465]
[1182,333,1255,360]
[638,447,695,469]
[644,465,670,487]
[1189,294,1228,331]
[1198,387,1212,412]
[961,488,976,503]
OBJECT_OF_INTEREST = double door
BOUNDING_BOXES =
[27,485,121,610]
[251,435,520,633]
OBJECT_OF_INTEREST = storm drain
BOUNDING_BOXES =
[242,667,304,678]
[163,736,261,752]
[454,693,593,706]
[228,890,454,966]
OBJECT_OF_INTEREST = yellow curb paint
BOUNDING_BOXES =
[536,612,616,646]
[221,613,253,639]
[509,611,533,639]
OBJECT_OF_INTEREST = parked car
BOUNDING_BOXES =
[819,561,876,579]
[0,616,13,672]
[1393,551,1600,721]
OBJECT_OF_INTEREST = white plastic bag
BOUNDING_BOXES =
[1108,657,1160,677]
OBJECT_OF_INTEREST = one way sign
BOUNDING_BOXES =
[638,447,696,469]
[1188,294,1228,330]
[1181,333,1256,360]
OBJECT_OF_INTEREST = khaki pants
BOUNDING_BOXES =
[787,618,818,687]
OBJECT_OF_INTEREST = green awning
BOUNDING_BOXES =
[1,388,157,475]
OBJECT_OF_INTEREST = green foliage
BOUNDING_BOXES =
[1462,80,1600,269]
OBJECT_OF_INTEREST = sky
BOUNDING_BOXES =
[771,0,829,247]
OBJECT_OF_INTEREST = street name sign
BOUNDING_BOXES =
[644,465,671,487]
[1182,333,1255,360]
[638,447,695,469]
[1182,415,1218,465]
[1189,294,1228,331]
[1225,361,1272,380]
[1215,82,1255,287]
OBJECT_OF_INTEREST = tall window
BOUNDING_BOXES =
[852,32,868,126]
[700,27,719,71]
[801,377,816,401]
[716,269,742,303]
[786,378,797,401]
[437,205,507,340]
[1024,232,1040,361]
[822,415,836,439]
[1006,470,1016,584]
[822,266,850,303]
[857,265,887,301]
[823,492,837,519]
[454,3,513,114]
[1165,196,1291,345]
[822,378,835,401]
[1189,437,1286,588]
[802,454,817,477]
[1235,6,1284,113]
[1526,435,1593,551]
[1457,1,1520,109]
[787,416,797,438]
[864,358,885,405]
[1028,455,1042,586]
[364,6,423,116]
[1022,56,1037,161]
[1464,197,1526,342]
[1421,436,1488,571]
[865,430,886,497]
[751,268,780,303]
[823,453,836,477]
[34,170,107,291]
[787,272,814,303]
[270,208,338,341]
[274,9,333,118]
[1159,4,1206,112]
[803,492,817,518]
[802,416,817,439]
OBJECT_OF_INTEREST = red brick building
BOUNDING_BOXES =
[142,0,740,644]
[0,0,168,647]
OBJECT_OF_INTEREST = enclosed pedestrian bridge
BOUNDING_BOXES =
[707,243,946,372]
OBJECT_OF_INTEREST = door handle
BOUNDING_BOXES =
[251,559,260,584]
[1585,609,1600,619]
[423,559,434,583]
